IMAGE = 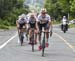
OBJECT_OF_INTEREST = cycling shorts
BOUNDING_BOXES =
[38,22,49,31]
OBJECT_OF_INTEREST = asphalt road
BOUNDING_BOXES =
[0,25,75,61]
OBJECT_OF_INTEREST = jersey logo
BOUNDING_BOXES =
[40,19,48,24]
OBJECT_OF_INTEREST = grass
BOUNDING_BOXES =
[0,25,10,29]
[52,21,60,24]
[0,25,16,30]
[69,24,75,28]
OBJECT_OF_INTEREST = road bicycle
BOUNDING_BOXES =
[40,30,52,57]
[18,26,26,46]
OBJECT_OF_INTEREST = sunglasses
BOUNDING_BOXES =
[42,12,46,14]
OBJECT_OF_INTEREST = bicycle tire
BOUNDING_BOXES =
[42,32,45,56]
[19,32,24,46]
[42,47,45,57]
[31,36,34,52]
[31,30,34,52]
[42,42,45,57]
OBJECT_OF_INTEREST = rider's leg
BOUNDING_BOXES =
[46,30,49,42]
[25,27,29,41]
[38,25,42,51]
[39,32,42,45]
[38,32,42,51]
[28,28,32,44]
[34,29,37,44]
[45,30,49,47]
[45,24,49,42]
[45,24,49,47]
[19,28,24,46]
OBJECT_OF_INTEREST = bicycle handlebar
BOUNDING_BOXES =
[40,30,51,33]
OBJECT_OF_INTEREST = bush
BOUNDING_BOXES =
[0,25,9,29]
[3,8,29,26]
[2,20,10,26]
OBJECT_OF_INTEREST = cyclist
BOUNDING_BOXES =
[37,8,53,51]
[61,16,68,31]
[28,13,39,44]
[16,14,28,42]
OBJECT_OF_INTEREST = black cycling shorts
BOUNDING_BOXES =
[38,22,49,31]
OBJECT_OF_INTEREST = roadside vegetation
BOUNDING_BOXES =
[45,0,75,28]
[0,0,75,29]
[0,0,29,29]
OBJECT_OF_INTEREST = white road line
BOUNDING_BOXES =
[0,33,17,50]
[54,32,74,50]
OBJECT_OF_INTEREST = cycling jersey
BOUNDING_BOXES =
[28,17,36,28]
[17,18,27,29]
[38,14,51,24]
[38,14,51,30]
[18,18,27,24]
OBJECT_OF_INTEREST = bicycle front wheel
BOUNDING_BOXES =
[31,30,35,52]
[19,32,24,46]
[42,39,45,56]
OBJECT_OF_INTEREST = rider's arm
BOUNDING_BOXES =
[37,14,41,22]
[49,21,53,31]
[16,20,19,29]
[35,17,39,29]
[48,15,53,32]
[36,21,39,30]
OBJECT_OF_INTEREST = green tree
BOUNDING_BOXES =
[70,0,75,18]
[0,0,30,27]
[45,0,61,20]
[45,0,71,20]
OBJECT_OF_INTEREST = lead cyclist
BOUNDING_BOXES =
[37,8,53,51]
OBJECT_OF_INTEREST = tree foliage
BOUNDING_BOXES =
[0,0,29,26]
[45,0,75,20]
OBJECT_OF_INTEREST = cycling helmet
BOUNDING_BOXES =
[40,8,47,13]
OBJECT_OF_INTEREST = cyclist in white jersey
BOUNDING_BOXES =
[37,8,53,51]
[16,14,28,32]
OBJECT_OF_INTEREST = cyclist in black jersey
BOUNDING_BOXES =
[28,13,39,44]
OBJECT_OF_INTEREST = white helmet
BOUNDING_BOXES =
[21,14,25,18]
[63,16,66,18]
[40,8,47,13]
